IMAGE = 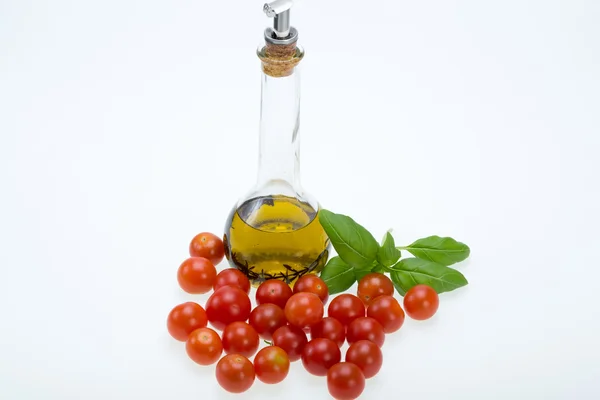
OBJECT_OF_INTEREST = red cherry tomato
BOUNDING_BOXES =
[215,354,255,394]
[328,294,365,326]
[222,321,260,358]
[301,338,341,376]
[177,257,217,294]
[284,292,324,328]
[346,317,385,348]
[327,362,365,400]
[272,325,308,362]
[205,286,251,330]
[254,346,290,384]
[189,232,225,265]
[213,268,251,294]
[310,317,345,347]
[345,340,383,379]
[185,327,223,365]
[256,279,293,309]
[403,284,439,320]
[367,295,405,333]
[249,303,287,341]
[357,272,394,305]
[293,274,329,304]
[167,302,207,341]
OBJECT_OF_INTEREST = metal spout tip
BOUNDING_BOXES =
[263,3,276,17]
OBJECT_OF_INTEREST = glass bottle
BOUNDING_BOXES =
[223,0,329,285]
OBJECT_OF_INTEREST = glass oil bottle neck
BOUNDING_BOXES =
[256,68,301,190]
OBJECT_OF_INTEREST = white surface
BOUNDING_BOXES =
[1,0,599,399]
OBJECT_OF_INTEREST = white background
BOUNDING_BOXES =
[1,0,599,399]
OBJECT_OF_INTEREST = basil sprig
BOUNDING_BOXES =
[318,210,470,296]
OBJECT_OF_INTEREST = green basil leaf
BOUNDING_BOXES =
[390,258,468,295]
[319,256,357,294]
[354,266,372,282]
[377,232,401,267]
[319,210,379,269]
[380,230,392,246]
[400,236,470,266]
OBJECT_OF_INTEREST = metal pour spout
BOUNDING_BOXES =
[263,0,297,44]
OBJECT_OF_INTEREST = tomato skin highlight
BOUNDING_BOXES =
[177,257,217,294]
[205,286,252,330]
[222,322,260,358]
[285,292,324,328]
[403,284,440,320]
[189,232,225,266]
[249,303,287,341]
[272,325,308,362]
[301,338,342,376]
[213,268,251,294]
[254,346,290,384]
[346,317,385,348]
[327,362,366,400]
[310,317,345,347]
[256,279,293,309]
[328,294,366,326]
[367,295,405,333]
[345,340,383,379]
[215,354,255,394]
[167,302,208,341]
[293,274,329,304]
[185,327,223,365]
[357,272,394,305]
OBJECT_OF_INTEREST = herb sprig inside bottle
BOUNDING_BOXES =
[318,210,470,296]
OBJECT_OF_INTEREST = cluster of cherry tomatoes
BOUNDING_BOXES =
[167,232,440,399]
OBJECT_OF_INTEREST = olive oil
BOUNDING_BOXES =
[224,195,329,285]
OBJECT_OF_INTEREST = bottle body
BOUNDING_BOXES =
[224,195,328,284]
[223,42,329,285]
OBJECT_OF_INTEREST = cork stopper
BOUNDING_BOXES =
[260,0,302,78]
[258,41,303,78]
